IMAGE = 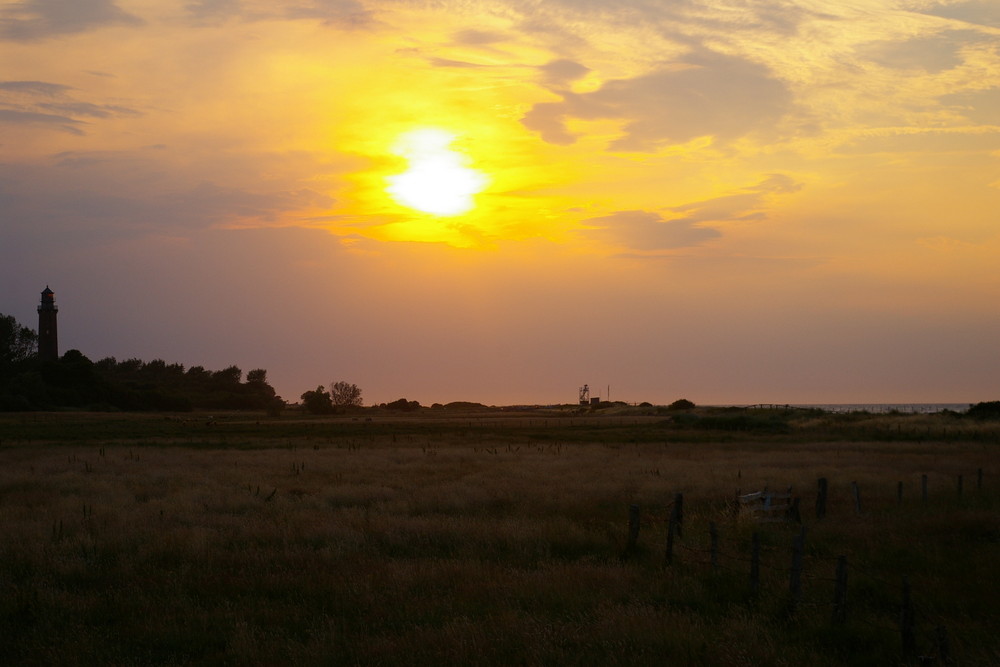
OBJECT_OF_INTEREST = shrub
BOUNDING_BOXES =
[386,398,421,412]
[300,386,334,414]
[967,401,1000,420]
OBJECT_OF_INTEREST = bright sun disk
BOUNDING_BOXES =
[386,129,488,216]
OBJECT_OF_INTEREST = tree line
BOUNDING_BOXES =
[0,313,281,413]
[297,383,428,414]
[1,312,408,415]
[299,381,363,414]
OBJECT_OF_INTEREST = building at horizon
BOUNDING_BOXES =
[38,286,58,362]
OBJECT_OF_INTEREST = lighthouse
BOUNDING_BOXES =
[37,286,58,362]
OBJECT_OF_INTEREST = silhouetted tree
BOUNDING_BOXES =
[0,314,37,367]
[330,381,363,408]
[244,368,281,412]
[247,369,268,386]
[300,385,334,414]
[186,365,211,383]
[0,333,282,412]
[212,365,242,388]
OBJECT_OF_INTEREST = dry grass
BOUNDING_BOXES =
[0,412,997,665]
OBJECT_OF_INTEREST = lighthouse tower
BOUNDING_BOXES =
[37,286,59,362]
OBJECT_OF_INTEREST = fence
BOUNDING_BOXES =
[620,467,990,665]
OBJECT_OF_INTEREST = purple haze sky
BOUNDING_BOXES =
[2,0,999,406]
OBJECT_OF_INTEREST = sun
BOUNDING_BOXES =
[386,129,489,216]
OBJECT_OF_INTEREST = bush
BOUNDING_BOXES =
[966,401,1000,420]
[300,386,334,414]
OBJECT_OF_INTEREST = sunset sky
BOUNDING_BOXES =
[2,0,999,406]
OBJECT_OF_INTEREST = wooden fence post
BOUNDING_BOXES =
[672,492,684,537]
[921,474,928,502]
[709,522,718,572]
[789,496,802,524]
[665,514,676,566]
[623,504,640,560]
[897,481,903,505]
[978,467,983,491]
[749,532,761,601]
[851,481,862,514]
[816,477,828,519]
[832,556,848,625]
[789,527,806,614]
[901,576,916,661]
[936,625,951,665]
[957,474,963,498]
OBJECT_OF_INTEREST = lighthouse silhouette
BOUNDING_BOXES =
[38,286,58,362]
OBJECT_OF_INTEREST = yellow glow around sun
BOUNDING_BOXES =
[386,129,489,216]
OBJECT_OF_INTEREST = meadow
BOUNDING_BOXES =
[0,408,997,665]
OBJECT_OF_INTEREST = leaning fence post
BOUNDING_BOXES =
[901,576,916,661]
[789,527,806,614]
[832,556,848,625]
[816,477,828,519]
[749,532,761,601]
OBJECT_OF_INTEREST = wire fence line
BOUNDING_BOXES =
[618,468,993,665]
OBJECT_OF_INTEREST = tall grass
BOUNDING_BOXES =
[0,412,997,664]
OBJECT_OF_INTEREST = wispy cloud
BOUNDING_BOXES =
[915,0,1000,29]
[538,59,589,87]
[0,78,140,134]
[0,108,83,134]
[580,174,802,253]
[523,49,793,151]
[428,57,488,69]
[861,30,980,73]
[580,210,721,250]
[183,0,376,28]
[0,80,73,95]
[0,0,142,41]
[38,101,141,118]
[0,148,341,249]
[281,0,375,29]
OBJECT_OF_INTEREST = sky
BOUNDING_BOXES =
[1,0,999,406]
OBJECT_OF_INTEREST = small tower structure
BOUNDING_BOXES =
[37,286,59,362]
[578,384,590,405]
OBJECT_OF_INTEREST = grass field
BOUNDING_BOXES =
[1,409,997,665]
